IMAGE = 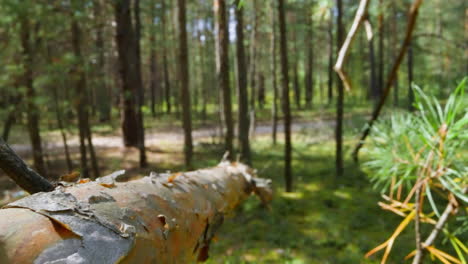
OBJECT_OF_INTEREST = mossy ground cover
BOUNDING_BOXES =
[198,137,419,264]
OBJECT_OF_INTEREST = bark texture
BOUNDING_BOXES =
[0,162,272,263]
[234,0,251,165]
[278,0,293,192]
[0,137,54,194]
[177,0,194,169]
[214,0,234,157]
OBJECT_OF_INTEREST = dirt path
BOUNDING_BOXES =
[10,120,335,155]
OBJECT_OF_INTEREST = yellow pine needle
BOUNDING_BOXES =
[427,246,462,264]
[365,210,415,263]
[404,249,416,260]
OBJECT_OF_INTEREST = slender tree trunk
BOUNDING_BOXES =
[198,31,208,121]
[335,0,344,178]
[392,5,399,106]
[71,18,89,179]
[270,0,279,146]
[234,0,251,164]
[304,9,314,108]
[214,0,234,157]
[149,0,159,117]
[177,0,194,169]
[278,0,293,192]
[161,0,171,114]
[2,110,16,142]
[249,0,259,111]
[257,73,265,108]
[366,19,378,100]
[408,41,415,111]
[133,0,148,168]
[52,82,73,173]
[20,17,47,177]
[93,0,111,122]
[327,12,334,105]
[377,0,384,98]
[292,31,301,109]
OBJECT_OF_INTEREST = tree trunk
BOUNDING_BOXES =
[408,41,415,111]
[257,73,265,109]
[20,17,47,177]
[278,0,293,192]
[327,11,334,105]
[133,0,148,168]
[249,0,259,111]
[335,0,344,178]
[2,110,16,142]
[392,4,399,106]
[52,82,73,173]
[177,0,194,169]
[367,19,378,100]
[114,0,140,148]
[161,0,171,114]
[377,0,384,99]
[234,0,251,165]
[214,0,234,157]
[93,0,111,122]
[149,0,159,117]
[292,31,301,109]
[270,0,279,146]
[71,17,93,179]
[304,9,314,108]
[0,137,54,194]
[0,162,272,263]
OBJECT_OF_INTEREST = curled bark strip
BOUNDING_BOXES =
[0,162,272,263]
[333,0,371,92]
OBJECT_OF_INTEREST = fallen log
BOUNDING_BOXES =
[0,162,272,263]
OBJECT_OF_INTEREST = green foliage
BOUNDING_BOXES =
[362,79,467,263]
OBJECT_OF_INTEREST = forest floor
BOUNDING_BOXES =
[0,109,454,263]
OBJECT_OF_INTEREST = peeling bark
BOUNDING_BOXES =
[0,162,272,263]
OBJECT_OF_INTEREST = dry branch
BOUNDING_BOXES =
[0,162,272,263]
[352,0,424,161]
[334,0,371,92]
[0,137,54,194]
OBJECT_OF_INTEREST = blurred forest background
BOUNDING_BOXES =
[0,0,466,263]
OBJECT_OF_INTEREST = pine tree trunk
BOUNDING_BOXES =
[133,0,148,168]
[93,0,111,122]
[161,0,172,114]
[0,162,272,263]
[20,17,47,177]
[408,41,415,111]
[270,0,279,146]
[304,9,314,108]
[114,0,140,148]
[149,0,158,117]
[327,12,334,105]
[278,0,293,192]
[71,17,91,179]
[392,4,399,106]
[214,0,234,157]
[177,0,194,169]
[335,0,344,178]
[234,0,251,164]
[249,0,259,111]
[377,0,384,99]
[292,31,301,109]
